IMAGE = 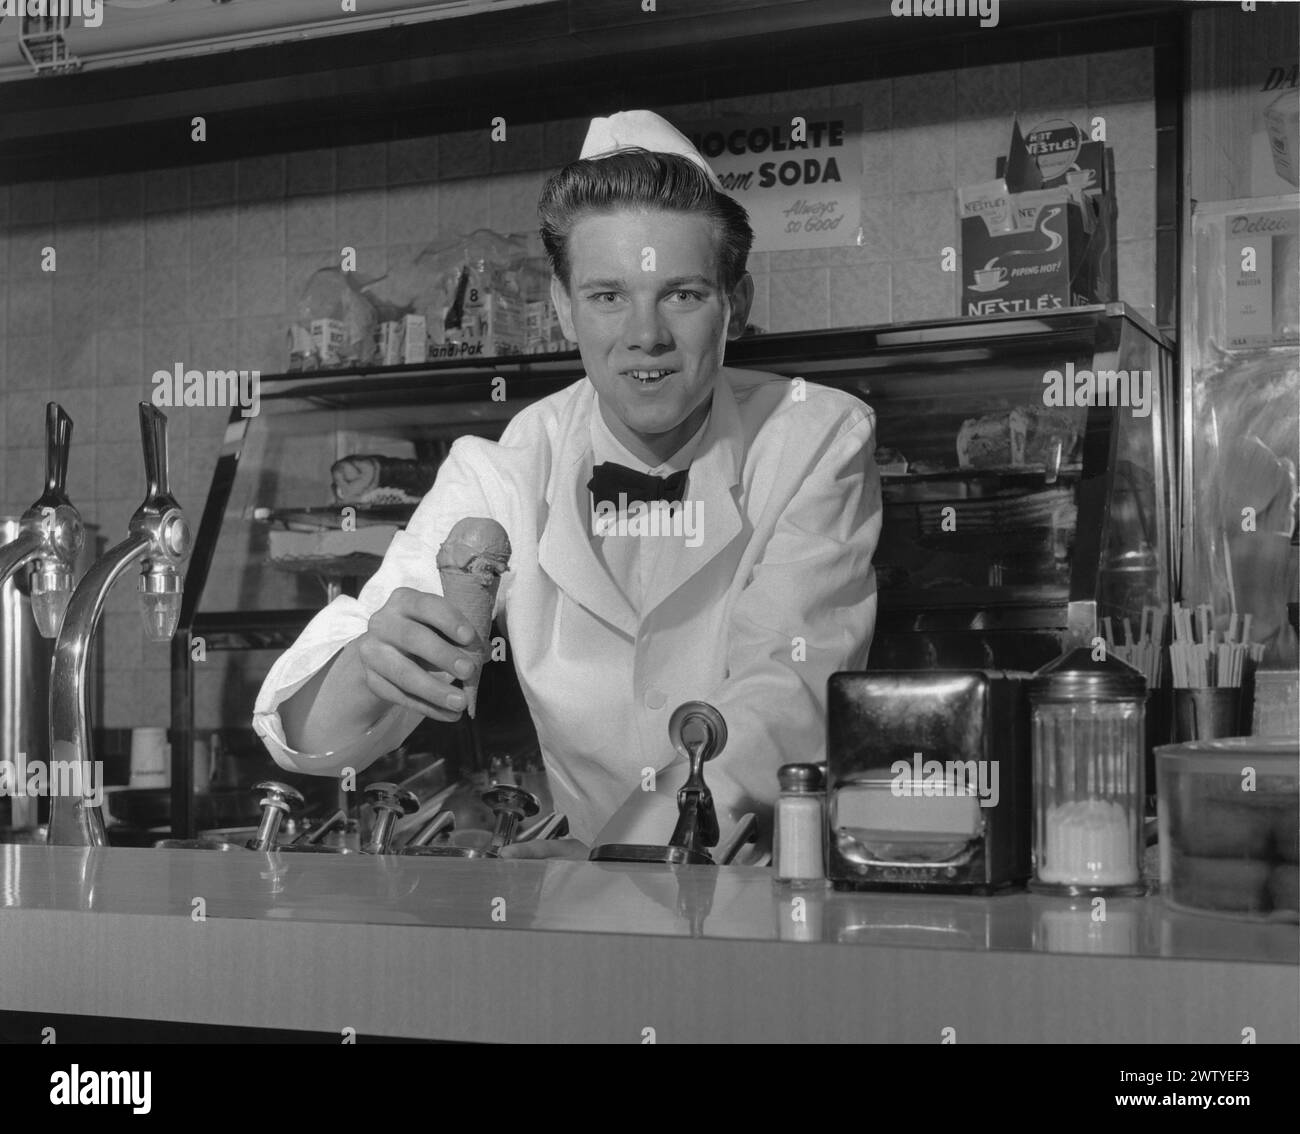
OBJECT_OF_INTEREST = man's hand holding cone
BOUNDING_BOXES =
[349,518,510,723]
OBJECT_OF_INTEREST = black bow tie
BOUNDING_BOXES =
[588,462,688,512]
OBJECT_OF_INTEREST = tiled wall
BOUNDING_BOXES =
[0,47,1156,731]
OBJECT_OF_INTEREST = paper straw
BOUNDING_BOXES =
[1223,539,1238,614]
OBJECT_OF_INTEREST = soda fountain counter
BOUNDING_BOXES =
[0,844,1294,1043]
[20,303,1285,1043]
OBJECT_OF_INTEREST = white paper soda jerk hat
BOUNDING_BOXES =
[579,110,721,189]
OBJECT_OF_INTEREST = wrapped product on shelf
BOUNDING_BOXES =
[288,268,379,369]
[956,405,1082,469]
[330,454,438,505]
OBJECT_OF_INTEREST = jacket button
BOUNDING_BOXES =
[645,689,667,710]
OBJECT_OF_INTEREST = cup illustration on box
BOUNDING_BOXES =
[971,261,1009,293]
[1065,166,1097,191]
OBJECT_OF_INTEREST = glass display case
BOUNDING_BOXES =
[736,303,1176,673]
[167,303,1175,836]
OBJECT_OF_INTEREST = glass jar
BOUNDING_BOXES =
[773,763,827,887]
[1028,646,1148,896]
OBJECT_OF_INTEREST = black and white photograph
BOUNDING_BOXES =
[0,0,1296,1071]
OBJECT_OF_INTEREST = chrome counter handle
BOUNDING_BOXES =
[667,701,726,855]
[482,785,540,856]
[587,703,729,866]
[247,781,305,851]
[669,701,727,769]
[363,782,419,854]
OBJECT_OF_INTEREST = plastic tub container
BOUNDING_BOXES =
[1155,737,1299,922]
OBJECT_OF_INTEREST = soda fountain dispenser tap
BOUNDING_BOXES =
[482,784,540,856]
[47,403,191,846]
[0,403,84,638]
[247,781,305,851]
[362,782,420,854]
[589,701,732,865]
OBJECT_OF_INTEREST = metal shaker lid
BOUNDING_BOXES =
[778,763,824,792]
[1028,645,1147,702]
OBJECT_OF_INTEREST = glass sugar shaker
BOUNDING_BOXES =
[773,763,827,887]
[1028,646,1148,896]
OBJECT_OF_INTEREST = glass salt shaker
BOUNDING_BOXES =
[1028,646,1148,896]
[773,763,827,887]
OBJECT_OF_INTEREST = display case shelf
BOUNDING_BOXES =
[251,504,417,530]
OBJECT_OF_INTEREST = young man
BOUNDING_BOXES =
[253,111,881,857]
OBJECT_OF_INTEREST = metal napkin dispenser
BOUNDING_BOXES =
[826,670,1032,893]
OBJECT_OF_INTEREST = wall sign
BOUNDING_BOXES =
[684,107,863,252]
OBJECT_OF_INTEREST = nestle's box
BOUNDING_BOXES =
[961,189,1111,317]
[959,117,1117,317]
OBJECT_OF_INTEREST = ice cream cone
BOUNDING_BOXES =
[436,517,511,719]
[436,567,499,717]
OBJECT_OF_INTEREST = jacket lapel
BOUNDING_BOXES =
[641,373,745,620]
[536,382,639,638]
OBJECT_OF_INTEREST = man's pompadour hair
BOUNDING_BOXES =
[537,148,754,293]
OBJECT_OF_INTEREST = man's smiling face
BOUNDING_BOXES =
[551,208,752,463]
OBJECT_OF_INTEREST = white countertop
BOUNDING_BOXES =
[0,844,1294,1042]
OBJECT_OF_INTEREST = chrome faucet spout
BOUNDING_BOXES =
[48,532,150,846]
[47,403,191,847]
[588,701,730,867]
